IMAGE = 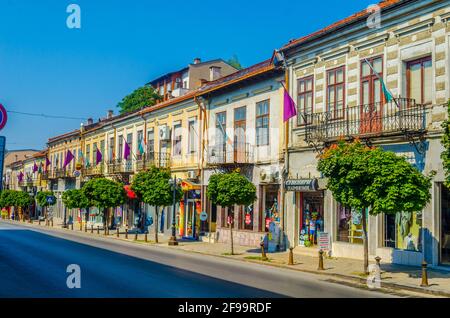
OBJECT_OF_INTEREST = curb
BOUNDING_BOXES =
[3,219,449,298]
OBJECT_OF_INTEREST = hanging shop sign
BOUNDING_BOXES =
[200,211,208,222]
[285,178,319,192]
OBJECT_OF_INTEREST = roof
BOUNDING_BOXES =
[197,59,276,96]
[48,129,80,144]
[280,0,404,52]
[139,89,199,116]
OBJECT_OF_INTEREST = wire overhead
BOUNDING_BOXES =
[7,110,87,121]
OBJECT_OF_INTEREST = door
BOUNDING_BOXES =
[185,200,195,238]
[441,185,450,265]
[360,57,383,134]
[234,107,246,163]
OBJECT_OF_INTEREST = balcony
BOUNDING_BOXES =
[304,98,425,145]
[83,164,105,177]
[107,159,133,175]
[207,142,254,167]
[135,152,171,171]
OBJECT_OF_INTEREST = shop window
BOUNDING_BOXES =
[238,205,254,231]
[220,206,233,229]
[384,213,396,248]
[262,185,280,232]
[394,211,422,251]
[336,203,365,244]
[300,192,324,246]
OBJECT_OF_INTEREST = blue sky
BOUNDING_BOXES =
[0,0,376,150]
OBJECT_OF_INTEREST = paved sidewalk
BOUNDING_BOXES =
[6,218,450,297]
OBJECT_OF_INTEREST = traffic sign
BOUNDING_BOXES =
[0,104,7,131]
[46,195,56,205]
[200,211,208,222]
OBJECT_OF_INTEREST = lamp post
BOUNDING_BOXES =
[61,193,68,228]
[168,175,178,246]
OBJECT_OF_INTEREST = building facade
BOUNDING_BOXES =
[281,0,450,266]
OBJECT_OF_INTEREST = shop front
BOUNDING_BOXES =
[179,180,202,240]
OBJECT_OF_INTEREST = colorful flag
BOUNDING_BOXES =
[283,88,297,122]
[124,141,131,160]
[45,157,51,168]
[18,171,24,182]
[138,139,145,156]
[63,150,74,169]
[363,58,393,103]
[38,162,43,173]
[32,162,38,173]
[217,120,233,146]
[96,148,103,165]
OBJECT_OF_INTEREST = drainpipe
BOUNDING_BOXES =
[281,66,290,251]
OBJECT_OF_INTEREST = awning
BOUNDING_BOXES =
[181,180,201,191]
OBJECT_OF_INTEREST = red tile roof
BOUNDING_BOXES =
[280,0,404,51]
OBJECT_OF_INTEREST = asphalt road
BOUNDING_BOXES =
[0,221,397,298]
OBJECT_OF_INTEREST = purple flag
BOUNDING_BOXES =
[123,141,131,160]
[96,148,103,165]
[18,171,24,182]
[32,162,38,173]
[283,88,297,122]
[63,150,74,169]
[45,157,51,168]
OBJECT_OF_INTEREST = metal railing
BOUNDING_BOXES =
[107,159,133,174]
[304,98,425,143]
[207,142,254,165]
[135,152,171,170]
[82,164,105,176]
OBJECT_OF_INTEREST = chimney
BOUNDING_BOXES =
[87,118,93,125]
[209,66,222,81]
[193,57,201,64]
[107,110,113,119]
[199,79,209,86]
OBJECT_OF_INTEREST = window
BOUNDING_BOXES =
[137,130,144,159]
[109,137,114,163]
[261,185,280,232]
[86,145,91,167]
[327,66,345,119]
[256,100,270,146]
[238,205,254,231]
[336,203,366,244]
[361,56,383,105]
[118,136,123,161]
[126,133,133,161]
[234,107,246,162]
[188,118,198,154]
[215,112,227,150]
[147,129,154,154]
[93,142,98,166]
[173,122,182,156]
[297,76,314,125]
[407,56,432,105]
[384,214,396,248]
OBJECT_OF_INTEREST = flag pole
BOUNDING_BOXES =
[363,58,399,108]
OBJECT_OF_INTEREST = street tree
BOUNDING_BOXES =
[318,140,432,273]
[62,189,91,225]
[0,190,15,219]
[36,191,56,220]
[117,85,161,114]
[82,178,126,233]
[132,166,183,243]
[441,100,450,188]
[13,191,33,221]
[207,171,257,255]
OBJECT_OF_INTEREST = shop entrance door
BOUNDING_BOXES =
[441,185,450,265]
[185,200,196,238]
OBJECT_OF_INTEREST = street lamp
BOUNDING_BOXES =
[168,175,179,246]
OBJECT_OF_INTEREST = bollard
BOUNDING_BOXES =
[420,260,429,287]
[84,223,87,232]
[104,227,107,236]
[145,233,148,243]
[134,232,138,241]
[80,222,83,231]
[97,226,100,235]
[91,224,94,233]
[375,256,381,267]
[125,228,128,239]
[318,249,325,270]
[38,219,41,226]
[260,242,268,261]
[288,247,294,265]
[51,220,53,227]
[116,227,120,238]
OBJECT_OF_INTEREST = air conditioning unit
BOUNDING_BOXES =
[187,171,196,179]
[159,126,171,141]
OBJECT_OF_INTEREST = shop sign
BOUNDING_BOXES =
[227,215,233,225]
[245,213,252,225]
[318,232,330,251]
[200,211,208,222]
[285,179,319,192]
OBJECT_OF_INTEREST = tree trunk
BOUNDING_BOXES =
[155,206,159,243]
[230,206,234,255]
[103,208,108,235]
[361,209,369,274]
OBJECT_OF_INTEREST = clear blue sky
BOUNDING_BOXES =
[0,0,376,150]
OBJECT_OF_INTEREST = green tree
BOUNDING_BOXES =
[207,171,257,254]
[132,166,183,243]
[82,178,126,232]
[0,190,16,208]
[36,191,56,220]
[117,85,161,114]
[62,189,91,225]
[318,140,432,273]
[227,54,243,70]
[13,191,33,221]
[441,100,450,188]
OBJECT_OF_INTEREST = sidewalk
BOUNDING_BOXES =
[5,218,450,297]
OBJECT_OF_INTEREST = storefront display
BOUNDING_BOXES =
[263,185,280,232]
[299,192,324,246]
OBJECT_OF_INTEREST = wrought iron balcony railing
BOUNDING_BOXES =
[107,159,133,174]
[304,98,425,143]
[135,152,171,171]
[82,164,105,177]
[207,142,254,166]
